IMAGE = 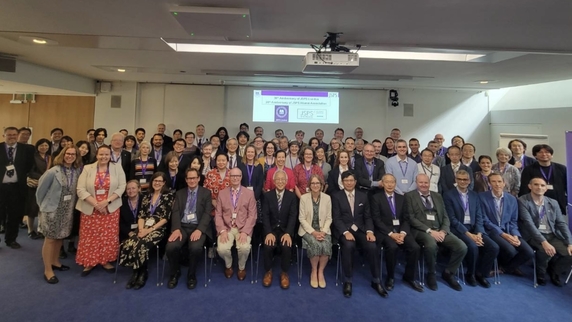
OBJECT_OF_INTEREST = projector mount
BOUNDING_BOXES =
[310,32,360,56]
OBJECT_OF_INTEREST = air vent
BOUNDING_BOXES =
[111,95,122,108]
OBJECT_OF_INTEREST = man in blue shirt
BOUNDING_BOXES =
[385,140,418,194]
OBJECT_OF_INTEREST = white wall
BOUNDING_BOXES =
[94,81,138,132]
[489,79,572,111]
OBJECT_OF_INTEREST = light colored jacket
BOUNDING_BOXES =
[76,162,126,214]
[298,192,332,236]
[36,166,79,213]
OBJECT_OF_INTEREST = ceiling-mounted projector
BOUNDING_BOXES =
[302,52,359,74]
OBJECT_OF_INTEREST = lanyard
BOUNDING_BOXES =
[128,198,138,220]
[111,151,120,163]
[539,165,553,183]
[364,159,374,180]
[303,163,312,182]
[422,164,434,181]
[538,203,546,221]
[459,192,469,212]
[170,173,177,189]
[149,194,161,214]
[398,160,408,176]
[61,166,74,187]
[97,166,110,188]
[246,164,254,186]
[289,154,298,168]
[140,159,148,176]
[231,187,242,210]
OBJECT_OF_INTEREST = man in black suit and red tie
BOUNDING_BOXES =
[371,174,423,292]
[0,127,34,248]
[332,170,388,298]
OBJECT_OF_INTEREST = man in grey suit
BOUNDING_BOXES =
[518,177,572,287]
[406,174,468,291]
[165,168,213,289]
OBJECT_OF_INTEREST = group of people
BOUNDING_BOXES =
[0,123,570,299]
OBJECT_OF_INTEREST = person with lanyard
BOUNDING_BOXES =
[215,167,257,281]
[438,145,474,193]
[203,153,231,211]
[417,148,440,193]
[166,168,213,289]
[293,147,324,199]
[168,138,192,173]
[343,137,361,168]
[315,146,331,191]
[225,138,242,170]
[264,150,296,193]
[109,132,131,181]
[385,139,418,195]
[479,173,534,277]
[285,140,300,169]
[326,150,351,195]
[76,145,126,277]
[371,174,423,292]
[473,155,494,193]
[353,143,385,196]
[492,147,521,196]
[36,145,81,284]
[200,143,215,175]
[518,177,572,287]
[520,144,568,215]
[238,145,265,246]
[151,133,171,167]
[507,139,535,172]
[257,141,277,175]
[163,151,186,192]
[433,133,447,157]
[119,172,174,289]
[444,170,499,288]
[129,141,157,192]
[119,180,142,242]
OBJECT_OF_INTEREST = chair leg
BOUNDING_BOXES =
[379,246,384,283]
[113,253,120,284]
[533,250,538,288]
[156,245,161,287]
[296,244,301,286]
[335,244,341,286]
[494,258,500,285]
[250,247,255,284]
[458,262,465,285]
[255,243,262,283]
[208,242,216,283]
[566,266,572,284]
[161,253,167,287]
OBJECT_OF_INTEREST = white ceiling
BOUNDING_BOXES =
[1,0,572,92]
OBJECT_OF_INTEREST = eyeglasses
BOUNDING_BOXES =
[310,182,321,185]
[455,178,470,181]
[230,175,242,178]
[186,177,199,180]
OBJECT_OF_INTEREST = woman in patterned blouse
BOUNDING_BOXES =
[293,147,325,198]
[492,147,521,196]
[203,153,230,212]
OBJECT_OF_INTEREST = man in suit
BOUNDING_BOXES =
[443,170,499,288]
[157,123,173,148]
[134,128,146,150]
[343,137,361,168]
[151,133,171,166]
[166,168,213,289]
[236,132,250,158]
[109,132,131,180]
[385,140,418,194]
[439,145,474,193]
[480,173,534,276]
[427,140,446,168]
[406,174,468,291]
[332,170,387,298]
[0,127,34,248]
[226,138,243,169]
[461,143,481,174]
[215,167,257,281]
[86,128,97,160]
[261,170,298,289]
[518,177,572,287]
[371,174,423,292]
[508,139,535,172]
[169,139,192,173]
[354,143,385,195]
[195,124,208,149]
[50,127,63,154]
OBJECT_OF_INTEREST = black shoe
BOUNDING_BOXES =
[59,247,67,259]
[168,274,179,289]
[537,276,547,286]
[442,270,462,291]
[465,273,478,287]
[187,275,197,290]
[81,267,94,277]
[52,264,70,271]
[133,270,148,290]
[549,272,563,287]
[44,274,59,284]
[29,232,42,240]
[126,270,139,289]
[343,282,352,298]
[20,222,27,229]
[371,282,389,298]
[404,278,424,292]
[7,241,21,249]
[426,273,438,291]
[384,278,394,291]
[475,274,491,288]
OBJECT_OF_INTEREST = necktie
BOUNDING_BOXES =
[422,195,432,209]
[277,193,282,211]
[348,193,354,216]
[229,156,234,169]
[198,139,202,149]
[7,147,14,177]
[453,164,459,173]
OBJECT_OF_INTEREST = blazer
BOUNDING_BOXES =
[326,166,350,195]
[353,157,385,191]
[111,149,131,180]
[238,163,264,200]
[28,152,50,180]
[331,189,373,239]
[151,146,171,166]
[162,135,173,150]
[519,162,567,215]
[298,192,332,236]
[370,191,410,236]
[0,142,34,186]
[171,186,213,240]
[36,166,80,213]
[443,188,485,235]
[463,159,481,174]
[215,186,257,236]
[119,194,143,241]
[518,194,572,245]
[165,170,187,192]
[262,189,298,236]
[479,191,520,237]
[76,162,126,214]
[227,153,243,169]
[509,154,535,170]
[405,190,451,234]
[432,155,446,168]
[439,163,474,193]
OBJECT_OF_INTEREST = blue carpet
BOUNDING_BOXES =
[1,235,571,322]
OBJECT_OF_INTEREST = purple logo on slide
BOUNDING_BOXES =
[275,105,289,122]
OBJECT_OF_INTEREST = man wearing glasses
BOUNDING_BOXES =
[165,168,213,289]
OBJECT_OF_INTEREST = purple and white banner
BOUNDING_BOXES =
[566,131,572,227]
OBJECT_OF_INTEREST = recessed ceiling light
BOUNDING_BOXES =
[33,39,47,44]
[475,80,495,84]
[117,69,126,72]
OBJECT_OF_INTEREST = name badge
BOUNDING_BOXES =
[392,219,400,226]
[63,195,72,201]
[145,218,155,227]
[139,179,147,184]
[130,224,138,229]
[186,213,196,221]
[351,224,358,232]
[247,186,253,191]
[463,216,471,224]
[96,189,106,195]
[539,224,547,230]
[401,179,408,184]
[546,185,554,190]
[232,213,237,219]
[6,165,15,171]
[426,214,435,221]
[306,187,310,192]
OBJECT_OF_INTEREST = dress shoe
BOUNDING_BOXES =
[475,274,491,288]
[465,273,478,287]
[44,274,59,284]
[426,273,438,291]
[371,282,389,298]
[537,276,547,286]
[280,272,290,289]
[262,270,273,287]
[343,282,352,298]
[224,267,233,279]
[384,278,394,291]
[133,270,148,290]
[52,264,70,271]
[126,270,139,289]
[237,269,247,281]
[318,276,326,289]
[167,271,180,289]
[7,241,21,249]
[310,272,319,288]
[442,270,462,291]
[549,272,563,287]
[506,268,524,277]
[404,279,424,292]
[81,267,94,277]
[28,231,42,240]
[187,275,197,289]
[59,247,67,259]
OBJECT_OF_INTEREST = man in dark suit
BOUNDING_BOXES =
[157,123,173,149]
[0,127,34,248]
[439,145,474,193]
[151,133,172,167]
[109,132,131,180]
[165,168,213,289]
[332,170,387,298]
[167,139,192,173]
[261,170,298,289]
[428,141,446,168]
[354,143,385,195]
[444,170,499,288]
[480,173,534,276]
[518,177,572,287]
[406,173,468,291]
[225,138,243,169]
[507,139,535,171]
[371,174,423,292]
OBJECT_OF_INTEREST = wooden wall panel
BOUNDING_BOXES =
[0,94,30,131]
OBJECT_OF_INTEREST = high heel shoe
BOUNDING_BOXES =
[44,274,59,284]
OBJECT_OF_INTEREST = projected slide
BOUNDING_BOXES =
[252,90,339,124]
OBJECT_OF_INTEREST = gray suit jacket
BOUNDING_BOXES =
[518,194,572,245]
[405,190,451,235]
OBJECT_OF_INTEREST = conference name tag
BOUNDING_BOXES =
[6,165,15,171]
[96,189,106,195]
[63,195,72,201]
[131,224,138,229]
[463,216,471,224]
[232,213,237,219]
[145,218,155,227]
[247,186,253,191]
[539,224,547,230]
[351,224,358,231]
[426,214,435,221]
[186,213,196,221]
[401,179,408,184]
[392,219,400,226]
[139,179,147,184]
[306,187,310,192]
[546,185,554,190]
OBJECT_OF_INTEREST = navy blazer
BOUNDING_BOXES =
[439,163,474,193]
[518,194,572,245]
[353,157,385,191]
[509,155,535,170]
[332,189,373,239]
[443,188,485,235]
[326,166,346,196]
[119,194,143,241]
[261,189,298,236]
[0,142,34,187]
[238,163,264,200]
[479,191,520,237]
[370,191,410,236]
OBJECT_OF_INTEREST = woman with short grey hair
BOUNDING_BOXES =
[492,147,521,196]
